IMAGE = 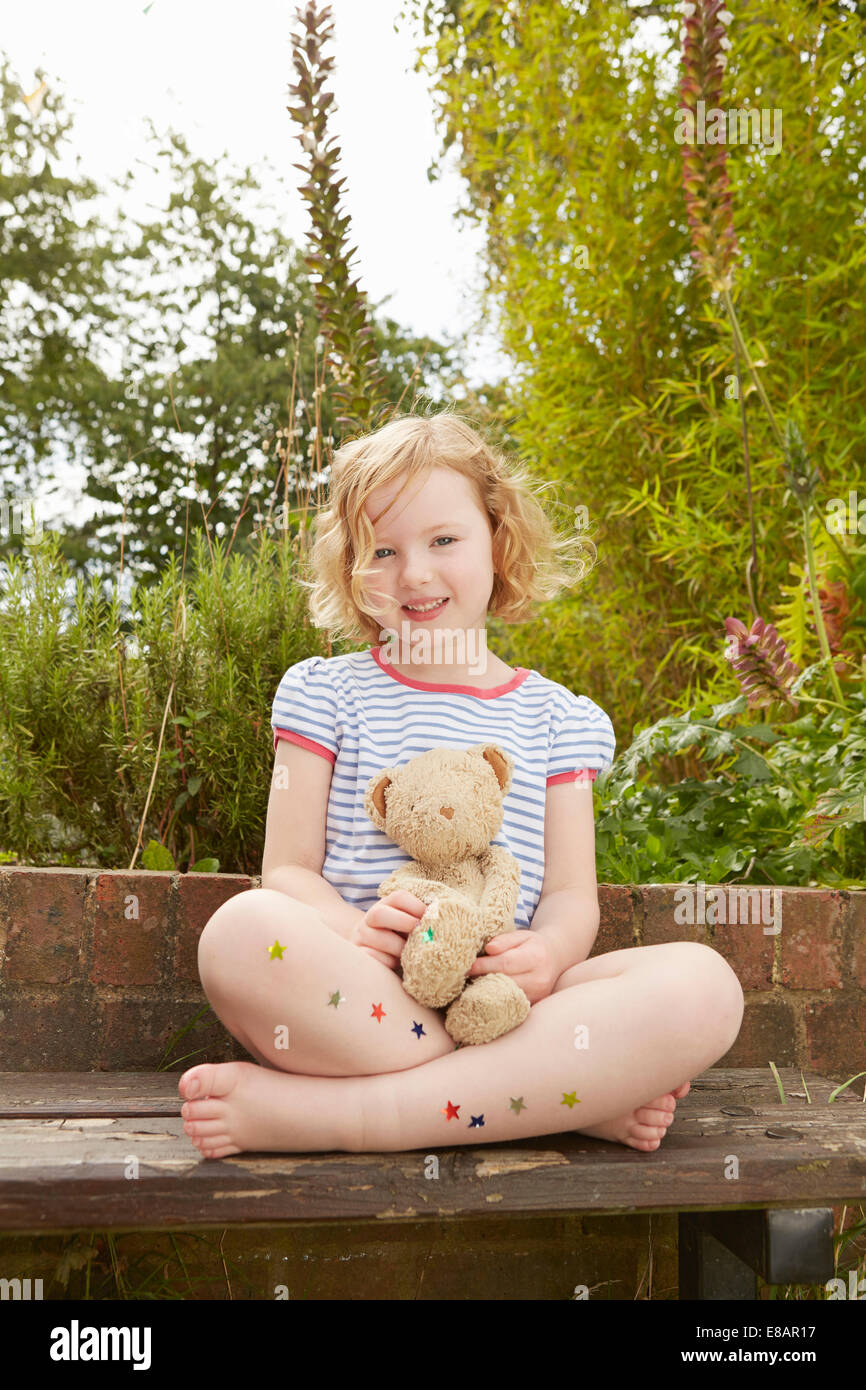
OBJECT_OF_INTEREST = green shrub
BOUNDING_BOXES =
[0,523,352,873]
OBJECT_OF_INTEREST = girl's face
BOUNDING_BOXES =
[362,466,497,632]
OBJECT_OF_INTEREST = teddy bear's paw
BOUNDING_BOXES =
[444,973,531,1047]
[400,897,485,1009]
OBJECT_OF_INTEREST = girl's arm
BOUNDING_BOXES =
[262,739,364,940]
[531,779,602,973]
[264,863,366,940]
[531,890,601,976]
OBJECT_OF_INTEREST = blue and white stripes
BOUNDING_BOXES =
[271,647,615,930]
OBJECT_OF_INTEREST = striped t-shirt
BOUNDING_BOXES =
[270,646,616,930]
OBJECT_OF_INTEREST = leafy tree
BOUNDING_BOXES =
[1,64,467,580]
[0,56,123,500]
[57,122,469,578]
[400,0,866,740]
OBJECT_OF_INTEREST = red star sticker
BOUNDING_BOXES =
[441,1100,460,1121]
[371,1002,386,1022]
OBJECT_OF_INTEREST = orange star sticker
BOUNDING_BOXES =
[371,1002,386,1022]
[441,1100,460,1121]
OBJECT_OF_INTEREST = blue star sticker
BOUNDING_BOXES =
[469,1115,485,1127]
[411,1021,426,1039]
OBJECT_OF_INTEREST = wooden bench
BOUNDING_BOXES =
[1,1066,864,1299]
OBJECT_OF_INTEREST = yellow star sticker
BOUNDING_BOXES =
[509,1097,527,1114]
[268,939,286,960]
[328,990,345,1008]
[561,1091,581,1109]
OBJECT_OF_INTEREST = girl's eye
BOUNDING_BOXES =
[373,538,456,559]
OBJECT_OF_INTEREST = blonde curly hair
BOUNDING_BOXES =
[295,406,596,647]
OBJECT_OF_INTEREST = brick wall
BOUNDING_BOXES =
[0,868,863,1073]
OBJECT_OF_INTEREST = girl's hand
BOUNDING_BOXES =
[347,890,430,972]
[467,931,559,1005]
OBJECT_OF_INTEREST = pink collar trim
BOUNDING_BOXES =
[370,646,530,698]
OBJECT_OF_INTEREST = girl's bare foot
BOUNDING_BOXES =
[576,1080,691,1151]
[178,1061,362,1158]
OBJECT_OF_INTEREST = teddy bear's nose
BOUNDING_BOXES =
[439,806,454,819]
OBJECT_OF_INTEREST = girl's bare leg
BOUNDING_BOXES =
[179,888,744,1157]
[193,888,457,1077]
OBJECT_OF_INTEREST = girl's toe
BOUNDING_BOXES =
[185,1118,229,1138]
[182,1099,226,1122]
[632,1122,665,1143]
[637,1107,674,1127]
[201,1143,241,1160]
[178,1064,215,1100]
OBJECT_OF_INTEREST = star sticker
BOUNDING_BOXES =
[469,1115,485,1127]
[328,990,345,1008]
[268,940,286,960]
[441,1100,460,1121]
[509,1097,527,1114]
[411,1021,426,1038]
[422,925,435,942]
[371,1002,386,1022]
[561,1091,581,1109]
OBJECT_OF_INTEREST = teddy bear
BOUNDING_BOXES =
[363,743,531,1046]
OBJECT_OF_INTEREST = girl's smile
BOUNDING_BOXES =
[401,597,450,619]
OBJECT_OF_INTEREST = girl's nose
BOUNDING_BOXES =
[400,554,434,585]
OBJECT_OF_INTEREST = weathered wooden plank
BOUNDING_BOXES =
[0,1073,180,1117]
[0,1068,863,1232]
[0,1109,864,1230]
[0,1067,861,1118]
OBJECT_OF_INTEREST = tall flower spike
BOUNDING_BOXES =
[782,418,822,503]
[724,616,800,710]
[679,0,739,293]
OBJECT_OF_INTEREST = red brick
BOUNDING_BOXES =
[641,884,711,946]
[0,988,98,1069]
[803,998,866,1075]
[175,874,253,984]
[848,892,866,988]
[711,895,775,990]
[778,889,847,989]
[90,872,173,986]
[723,995,798,1067]
[97,994,235,1071]
[594,884,638,956]
[1,867,88,984]
[0,868,8,971]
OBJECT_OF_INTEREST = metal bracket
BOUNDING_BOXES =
[678,1208,835,1299]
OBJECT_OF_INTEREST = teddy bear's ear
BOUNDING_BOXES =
[477,744,513,794]
[364,769,395,831]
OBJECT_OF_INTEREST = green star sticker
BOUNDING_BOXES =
[561,1091,581,1109]
[509,1097,527,1115]
[423,925,435,942]
[327,990,345,1008]
[268,940,286,960]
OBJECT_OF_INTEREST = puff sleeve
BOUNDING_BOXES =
[270,655,340,764]
[546,693,616,786]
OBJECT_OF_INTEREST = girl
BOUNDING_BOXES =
[179,411,744,1158]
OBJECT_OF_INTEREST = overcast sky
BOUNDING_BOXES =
[4,0,507,381]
